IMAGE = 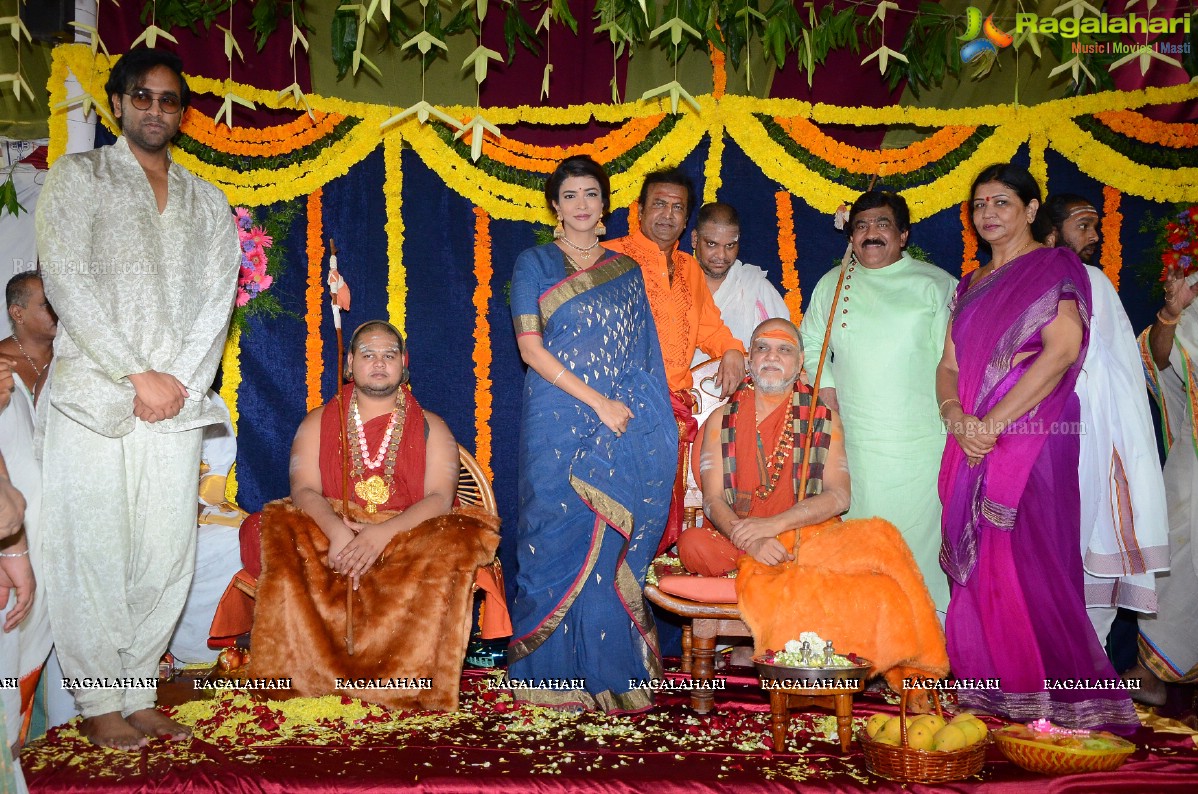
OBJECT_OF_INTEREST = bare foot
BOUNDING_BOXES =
[1124,663,1168,707]
[80,712,148,751]
[126,708,192,741]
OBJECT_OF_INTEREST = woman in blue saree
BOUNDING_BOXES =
[508,156,675,712]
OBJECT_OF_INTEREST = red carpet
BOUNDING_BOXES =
[21,667,1198,792]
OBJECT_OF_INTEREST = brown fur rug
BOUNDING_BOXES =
[250,499,501,711]
[736,517,949,709]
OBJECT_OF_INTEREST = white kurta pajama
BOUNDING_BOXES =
[35,135,239,718]
[800,253,958,612]
[691,260,790,364]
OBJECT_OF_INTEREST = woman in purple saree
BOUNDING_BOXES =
[936,164,1137,732]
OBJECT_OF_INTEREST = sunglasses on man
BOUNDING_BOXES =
[125,89,182,115]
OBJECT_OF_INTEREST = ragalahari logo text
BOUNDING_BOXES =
[959,7,1014,69]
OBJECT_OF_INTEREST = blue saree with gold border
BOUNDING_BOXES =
[508,243,674,712]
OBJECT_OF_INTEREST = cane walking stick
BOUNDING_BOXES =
[328,239,355,655]
[792,178,881,557]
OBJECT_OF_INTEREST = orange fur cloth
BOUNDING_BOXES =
[250,499,501,711]
[736,517,949,702]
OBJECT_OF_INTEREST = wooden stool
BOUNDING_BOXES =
[765,679,865,754]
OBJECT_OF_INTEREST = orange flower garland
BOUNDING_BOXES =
[1093,111,1198,148]
[709,41,727,100]
[773,117,978,176]
[472,207,494,482]
[1101,186,1123,290]
[480,115,666,171]
[182,109,344,156]
[775,191,802,323]
[961,201,980,275]
[305,189,326,411]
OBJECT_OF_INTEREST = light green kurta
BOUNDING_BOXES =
[799,253,957,611]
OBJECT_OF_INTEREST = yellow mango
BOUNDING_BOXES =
[955,717,988,745]
[865,713,890,739]
[911,714,947,733]
[905,722,936,751]
[876,716,902,745]
[932,724,968,752]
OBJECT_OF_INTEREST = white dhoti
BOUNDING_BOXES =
[0,378,52,744]
[168,521,242,664]
[41,405,202,718]
[1076,270,1169,649]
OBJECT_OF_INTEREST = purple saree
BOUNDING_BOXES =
[938,247,1137,733]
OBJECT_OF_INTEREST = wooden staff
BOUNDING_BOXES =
[792,178,877,557]
[329,238,355,656]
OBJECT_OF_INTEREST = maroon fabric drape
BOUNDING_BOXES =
[21,670,1198,792]
[1106,0,1196,121]
[769,0,917,149]
[97,2,311,127]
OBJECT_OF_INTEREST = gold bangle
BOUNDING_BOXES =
[938,398,961,415]
[551,368,567,386]
[1157,309,1180,326]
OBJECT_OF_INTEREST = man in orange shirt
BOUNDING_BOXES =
[607,169,745,550]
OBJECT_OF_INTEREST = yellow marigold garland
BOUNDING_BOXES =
[1029,130,1049,195]
[1093,111,1198,148]
[961,202,980,276]
[775,191,802,324]
[384,136,407,333]
[1101,186,1124,290]
[1047,117,1198,204]
[472,207,494,481]
[45,44,1198,225]
[305,188,325,411]
[219,326,243,502]
[773,117,979,176]
[703,127,724,204]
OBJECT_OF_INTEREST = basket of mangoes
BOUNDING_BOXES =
[857,687,989,783]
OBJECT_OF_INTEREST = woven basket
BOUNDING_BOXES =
[993,727,1135,775]
[857,688,988,783]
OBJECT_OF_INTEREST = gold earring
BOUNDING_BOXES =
[595,220,607,237]
[554,214,564,240]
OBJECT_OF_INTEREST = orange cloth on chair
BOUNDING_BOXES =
[736,517,949,698]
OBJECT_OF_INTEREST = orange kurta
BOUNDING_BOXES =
[606,228,744,392]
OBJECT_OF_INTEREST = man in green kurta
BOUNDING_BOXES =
[799,192,956,612]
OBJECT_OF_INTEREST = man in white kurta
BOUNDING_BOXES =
[799,192,957,612]
[1041,194,1169,649]
[35,49,239,750]
[690,202,789,364]
[1134,256,1198,702]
